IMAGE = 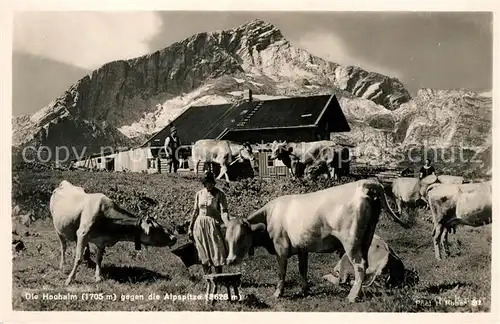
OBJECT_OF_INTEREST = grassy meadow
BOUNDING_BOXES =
[11,170,492,312]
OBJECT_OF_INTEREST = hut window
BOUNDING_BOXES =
[267,155,274,167]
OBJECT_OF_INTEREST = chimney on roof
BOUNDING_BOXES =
[243,89,252,102]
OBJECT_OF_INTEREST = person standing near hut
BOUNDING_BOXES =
[164,125,181,173]
[419,158,436,179]
[188,172,229,274]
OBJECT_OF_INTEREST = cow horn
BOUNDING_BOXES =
[380,186,410,229]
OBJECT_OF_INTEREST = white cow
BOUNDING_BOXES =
[191,139,255,182]
[50,180,177,285]
[225,178,409,303]
[391,174,465,215]
[427,180,492,260]
[270,140,349,180]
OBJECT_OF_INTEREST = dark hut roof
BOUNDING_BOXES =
[142,103,240,146]
[230,94,346,130]
[142,94,350,147]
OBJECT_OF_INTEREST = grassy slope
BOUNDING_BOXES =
[11,171,491,312]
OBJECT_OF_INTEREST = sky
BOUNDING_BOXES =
[12,11,493,115]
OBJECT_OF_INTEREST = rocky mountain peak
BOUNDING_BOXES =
[416,88,482,101]
[233,18,284,42]
[14,19,457,166]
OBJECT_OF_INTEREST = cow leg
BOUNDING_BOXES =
[329,164,335,179]
[441,227,450,257]
[421,197,430,210]
[297,249,310,295]
[323,254,349,286]
[216,165,230,183]
[433,223,445,260]
[336,254,350,284]
[65,229,90,286]
[273,253,288,298]
[195,161,200,176]
[395,199,403,215]
[343,209,372,303]
[83,243,92,266]
[325,167,332,180]
[216,168,223,179]
[57,233,67,271]
[344,246,368,303]
[94,245,105,282]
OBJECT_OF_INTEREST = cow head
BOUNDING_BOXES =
[382,246,407,288]
[329,235,406,288]
[135,215,177,249]
[305,160,329,180]
[237,142,256,167]
[270,141,295,172]
[225,218,266,265]
[362,236,406,288]
[270,141,291,160]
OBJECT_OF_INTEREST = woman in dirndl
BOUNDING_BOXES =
[188,172,229,274]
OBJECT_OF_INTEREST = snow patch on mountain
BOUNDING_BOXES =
[118,92,230,138]
[120,80,290,139]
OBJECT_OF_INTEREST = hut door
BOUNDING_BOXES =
[106,158,115,171]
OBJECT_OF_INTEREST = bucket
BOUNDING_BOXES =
[171,241,200,268]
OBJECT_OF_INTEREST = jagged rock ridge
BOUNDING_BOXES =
[12,19,491,178]
[13,19,411,158]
